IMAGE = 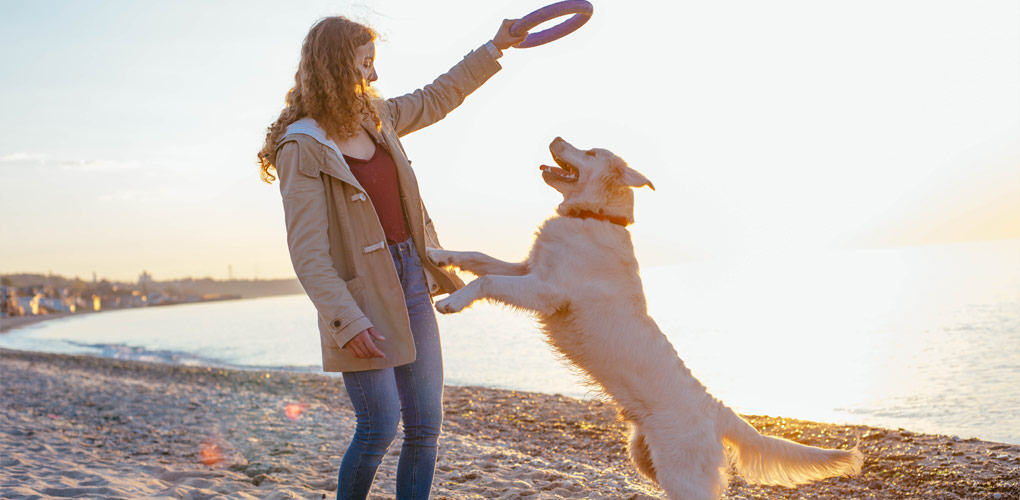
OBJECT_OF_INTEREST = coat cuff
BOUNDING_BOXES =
[330,314,374,350]
[484,40,503,59]
[464,42,503,83]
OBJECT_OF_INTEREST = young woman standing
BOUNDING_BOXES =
[257,16,527,500]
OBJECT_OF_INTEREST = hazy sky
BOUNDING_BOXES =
[1,0,1017,281]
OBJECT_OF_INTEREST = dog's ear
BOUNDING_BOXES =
[621,165,655,190]
[609,156,655,190]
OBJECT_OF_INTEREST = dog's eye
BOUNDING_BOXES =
[586,150,597,157]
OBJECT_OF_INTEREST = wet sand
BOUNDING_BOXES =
[1,348,1017,499]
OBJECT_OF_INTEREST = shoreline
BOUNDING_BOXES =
[1,348,1017,499]
[0,312,76,333]
[2,307,1017,444]
[0,294,302,334]
[2,310,1016,445]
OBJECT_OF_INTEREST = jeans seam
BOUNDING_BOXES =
[408,364,419,497]
[351,373,370,498]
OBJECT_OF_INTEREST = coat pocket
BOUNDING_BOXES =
[345,276,366,306]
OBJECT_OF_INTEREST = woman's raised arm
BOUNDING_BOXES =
[383,20,526,137]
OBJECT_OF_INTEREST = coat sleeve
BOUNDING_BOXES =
[383,43,502,137]
[276,141,374,348]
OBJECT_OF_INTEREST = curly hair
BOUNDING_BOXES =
[258,16,381,183]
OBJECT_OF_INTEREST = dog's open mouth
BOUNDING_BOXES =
[540,155,578,183]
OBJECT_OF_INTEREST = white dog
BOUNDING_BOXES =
[428,137,863,500]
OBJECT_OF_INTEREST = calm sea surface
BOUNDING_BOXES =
[3,239,1018,444]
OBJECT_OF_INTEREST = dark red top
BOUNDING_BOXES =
[345,144,411,245]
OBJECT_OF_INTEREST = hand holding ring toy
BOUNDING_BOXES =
[510,0,594,49]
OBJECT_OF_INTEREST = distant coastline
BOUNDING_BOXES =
[1,271,304,333]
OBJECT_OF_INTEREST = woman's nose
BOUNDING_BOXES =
[370,69,378,82]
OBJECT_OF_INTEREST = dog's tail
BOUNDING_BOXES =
[717,404,863,487]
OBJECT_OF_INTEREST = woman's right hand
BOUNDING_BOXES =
[344,327,386,359]
[493,18,528,50]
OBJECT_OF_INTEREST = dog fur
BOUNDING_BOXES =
[427,137,863,500]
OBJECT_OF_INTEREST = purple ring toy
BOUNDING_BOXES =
[510,0,593,49]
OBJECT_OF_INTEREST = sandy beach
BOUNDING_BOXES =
[1,348,1017,500]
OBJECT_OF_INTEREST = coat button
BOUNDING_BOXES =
[332,320,341,328]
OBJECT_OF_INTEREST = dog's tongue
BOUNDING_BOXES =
[540,164,564,174]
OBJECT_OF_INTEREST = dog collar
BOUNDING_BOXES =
[570,210,630,227]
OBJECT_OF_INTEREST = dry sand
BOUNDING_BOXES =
[1,348,1017,500]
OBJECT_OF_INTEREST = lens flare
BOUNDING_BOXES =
[285,402,307,420]
[199,439,224,466]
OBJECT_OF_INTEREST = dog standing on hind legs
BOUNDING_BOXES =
[427,137,863,500]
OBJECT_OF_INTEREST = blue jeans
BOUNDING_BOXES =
[337,237,444,500]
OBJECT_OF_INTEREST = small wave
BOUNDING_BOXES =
[63,341,319,374]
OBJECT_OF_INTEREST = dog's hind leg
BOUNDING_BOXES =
[435,275,561,315]
[426,248,527,276]
[628,426,659,484]
[642,423,729,500]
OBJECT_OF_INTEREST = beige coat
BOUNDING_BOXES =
[275,43,502,372]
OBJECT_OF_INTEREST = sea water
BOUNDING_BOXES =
[2,239,1017,444]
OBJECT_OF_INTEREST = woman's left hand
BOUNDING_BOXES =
[493,19,528,50]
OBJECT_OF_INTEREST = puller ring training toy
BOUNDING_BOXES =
[510,0,594,48]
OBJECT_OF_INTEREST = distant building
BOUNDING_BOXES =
[0,286,21,317]
[38,296,74,314]
[17,294,43,315]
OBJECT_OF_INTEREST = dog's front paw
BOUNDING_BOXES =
[435,293,470,314]
[427,247,456,268]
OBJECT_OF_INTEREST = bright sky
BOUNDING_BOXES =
[1,0,1017,281]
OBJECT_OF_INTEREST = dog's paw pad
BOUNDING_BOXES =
[435,297,465,314]
[435,299,454,314]
[426,248,451,267]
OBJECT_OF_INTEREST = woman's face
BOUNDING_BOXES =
[354,41,377,84]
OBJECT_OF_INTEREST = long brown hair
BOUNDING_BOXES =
[258,16,381,183]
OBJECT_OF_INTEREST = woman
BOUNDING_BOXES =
[257,16,527,500]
